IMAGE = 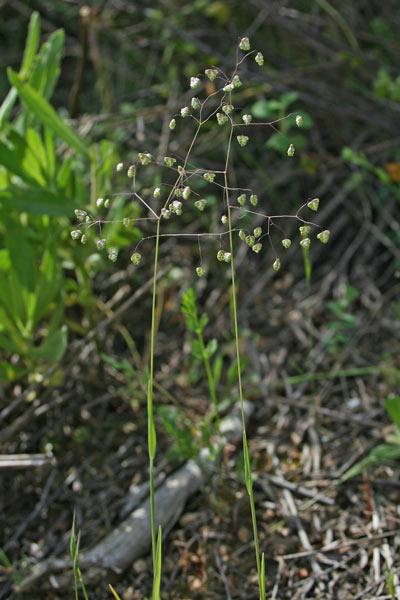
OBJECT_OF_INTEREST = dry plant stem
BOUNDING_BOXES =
[225,120,263,594]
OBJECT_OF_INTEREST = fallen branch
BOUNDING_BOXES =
[16,400,254,593]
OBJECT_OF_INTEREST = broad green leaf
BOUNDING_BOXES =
[20,12,41,77]
[0,333,20,354]
[7,268,31,333]
[0,269,31,337]
[0,141,38,185]
[0,12,40,126]
[0,296,18,334]
[33,246,63,326]
[7,69,90,158]
[30,325,67,361]
[0,186,77,216]
[198,312,208,331]
[205,338,217,358]
[44,128,56,179]
[4,218,35,292]
[385,396,400,430]
[6,129,47,185]
[0,249,11,271]
[57,156,73,189]
[26,128,47,172]
[0,89,18,128]
[29,29,65,100]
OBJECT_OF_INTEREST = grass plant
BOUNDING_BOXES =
[71,36,330,599]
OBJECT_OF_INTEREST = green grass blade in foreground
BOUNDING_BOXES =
[7,69,90,158]
[260,553,266,600]
[0,12,40,126]
[152,526,162,600]
[70,515,79,600]
[70,515,89,600]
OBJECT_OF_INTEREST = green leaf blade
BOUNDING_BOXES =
[7,69,90,158]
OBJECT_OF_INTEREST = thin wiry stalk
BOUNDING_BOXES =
[148,217,161,572]
[224,120,264,597]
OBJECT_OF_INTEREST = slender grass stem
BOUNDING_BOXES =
[224,123,263,597]
[148,217,161,573]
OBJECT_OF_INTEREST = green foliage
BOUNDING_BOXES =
[340,396,400,483]
[325,284,359,355]
[181,287,209,336]
[0,546,22,585]
[386,567,396,600]
[251,92,313,156]
[181,288,219,392]
[0,13,121,381]
[70,515,89,600]
[373,68,400,102]
[384,396,400,431]
[157,405,200,461]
